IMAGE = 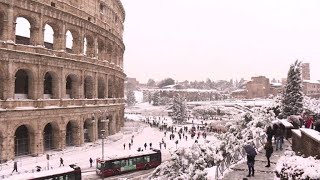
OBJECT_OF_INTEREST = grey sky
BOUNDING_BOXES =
[121,0,320,83]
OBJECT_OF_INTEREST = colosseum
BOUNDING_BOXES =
[0,0,126,161]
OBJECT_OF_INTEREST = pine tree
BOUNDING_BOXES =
[152,91,160,106]
[126,89,136,106]
[172,94,187,124]
[281,60,304,118]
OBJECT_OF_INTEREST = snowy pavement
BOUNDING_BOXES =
[222,139,291,180]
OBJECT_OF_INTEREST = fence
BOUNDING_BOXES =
[215,134,267,179]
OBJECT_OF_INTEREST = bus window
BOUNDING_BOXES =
[132,158,137,165]
[151,154,159,162]
[136,157,143,164]
[121,160,127,167]
[128,159,133,166]
[144,156,150,162]
[113,161,121,168]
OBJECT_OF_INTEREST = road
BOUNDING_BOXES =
[82,168,155,180]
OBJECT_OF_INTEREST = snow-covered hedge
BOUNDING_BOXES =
[275,151,320,180]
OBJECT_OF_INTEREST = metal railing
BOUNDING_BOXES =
[215,134,267,179]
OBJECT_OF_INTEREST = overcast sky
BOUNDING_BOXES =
[121,0,320,83]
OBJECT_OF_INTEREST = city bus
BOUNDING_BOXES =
[96,149,161,177]
[8,164,81,180]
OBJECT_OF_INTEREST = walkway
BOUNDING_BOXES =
[221,139,291,180]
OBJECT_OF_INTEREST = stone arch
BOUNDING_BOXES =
[43,71,59,99]
[97,38,106,60]
[65,73,80,99]
[83,118,94,142]
[108,75,114,98]
[65,120,79,147]
[65,28,80,54]
[14,69,35,99]
[0,68,4,100]
[84,76,94,99]
[43,21,61,50]
[83,33,94,57]
[0,9,6,40]
[98,77,106,99]
[0,130,3,161]
[43,122,60,151]
[14,124,35,156]
[106,42,113,63]
[15,17,31,45]
[107,114,114,135]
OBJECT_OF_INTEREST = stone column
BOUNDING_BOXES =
[93,73,98,99]
[7,134,15,160]
[34,130,43,156]
[3,5,15,42]
[59,129,66,150]
[105,74,109,99]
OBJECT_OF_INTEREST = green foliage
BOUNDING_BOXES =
[157,78,175,88]
[172,94,187,124]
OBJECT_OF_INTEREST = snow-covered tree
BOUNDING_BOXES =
[152,91,160,106]
[172,94,187,124]
[281,60,304,118]
[126,90,136,106]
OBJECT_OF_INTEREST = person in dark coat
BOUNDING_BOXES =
[246,155,255,177]
[264,140,273,167]
[59,157,64,167]
[266,126,273,141]
[144,143,147,150]
[12,161,18,173]
[89,158,93,167]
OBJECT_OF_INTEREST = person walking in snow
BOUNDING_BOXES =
[144,143,147,150]
[149,143,152,149]
[123,143,126,150]
[164,143,166,149]
[264,139,273,167]
[89,158,93,167]
[129,143,132,150]
[59,157,64,167]
[12,161,18,173]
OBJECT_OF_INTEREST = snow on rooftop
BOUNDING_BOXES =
[9,166,76,180]
[303,80,320,84]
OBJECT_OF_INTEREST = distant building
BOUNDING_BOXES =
[231,76,283,99]
[302,80,320,98]
[301,63,311,80]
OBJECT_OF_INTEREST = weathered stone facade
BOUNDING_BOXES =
[0,0,125,161]
[292,129,320,159]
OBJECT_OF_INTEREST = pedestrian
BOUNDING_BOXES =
[129,143,131,150]
[159,142,162,150]
[266,125,273,141]
[12,161,18,173]
[246,154,255,177]
[149,142,152,149]
[131,138,133,144]
[275,124,285,151]
[59,157,64,167]
[264,140,273,167]
[164,143,166,149]
[123,143,126,150]
[144,143,147,150]
[89,158,93,168]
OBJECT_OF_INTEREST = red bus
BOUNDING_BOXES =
[9,164,81,180]
[96,149,161,177]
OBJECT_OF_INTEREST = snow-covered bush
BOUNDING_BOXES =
[275,151,320,179]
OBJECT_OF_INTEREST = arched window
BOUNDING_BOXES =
[0,11,4,40]
[84,76,93,99]
[15,69,29,99]
[66,122,75,146]
[15,17,31,45]
[44,72,53,99]
[43,123,53,150]
[83,119,94,142]
[14,125,30,156]
[43,24,54,49]
[98,77,105,99]
[65,30,73,53]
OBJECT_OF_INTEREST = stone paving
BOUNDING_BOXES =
[221,140,291,180]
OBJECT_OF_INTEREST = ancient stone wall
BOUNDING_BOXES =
[0,0,126,161]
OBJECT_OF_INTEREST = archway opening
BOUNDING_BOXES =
[83,36,94,57]
[43,123,54,150]
[15,17,31,45]
[15,69,30,99]
[84,76,93,99]
[0,70,3,100]
[98,77,105,99]
[14,125,30,156]
[66,74,78,99]
[44,72,53,99]
[108,76,114,98]
[108,115,113,135]
[43,24,54,49]
[66,121,77,147]
[98,39,105,60]
[0,132,3,161]
[0,11,4,40]
[83,119,94,143]
[65,30,73,53]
